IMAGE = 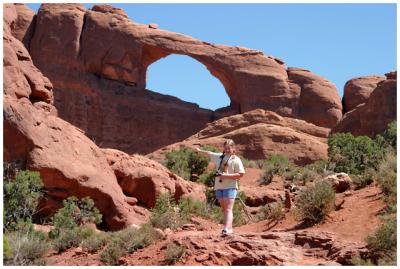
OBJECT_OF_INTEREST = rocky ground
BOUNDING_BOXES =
[45,168,385,266]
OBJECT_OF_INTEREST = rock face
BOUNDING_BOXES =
[342,75,385,113]
[4,4,206,230]
[102,148,206,208]
[332,72,397,137]
[126,230,367,266]
[287,68,342,129]
[151,109,330,165]
[14,4,342,155]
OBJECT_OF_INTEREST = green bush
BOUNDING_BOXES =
[366,217,396,265]
[3,170,44,231]
[257,202,284,222]
[294,181,336,224]
[375,121,396,150]
[259,154,292,185]
[52,226,95,253]
[328,133,381,174]
[198,171,215,187]
[52,196,102,233]
[165,148,209,181]
[150,193,182,230]
[100,240,124,265]
[82,232,110,253]
[100,224,163,265]
[3,230,49,265]
[178,196,208,221]
[164,243,186,265]
[376,150,396,200]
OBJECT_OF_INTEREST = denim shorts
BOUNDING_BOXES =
[215,188,237,199]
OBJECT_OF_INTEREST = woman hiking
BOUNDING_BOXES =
[195,139,245,235]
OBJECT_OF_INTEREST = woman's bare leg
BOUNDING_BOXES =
[224,198,235,233]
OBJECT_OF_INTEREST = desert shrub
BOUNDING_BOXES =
[198,171,215,187]
[100,240,124,265]
[51,196,102,234]
[150,192,182,230]
[3,170,44,230]
[366,216,396,265]
[257,202,284,222]
[82,232,110,253]
[178,196,208,221]
[283,166,318,185]
[164,243,186,265]
[294,181,336,224]
[259,154,292,185]
[328,133,381,174]
[165,148,209,180]
[375,121,396,149]
[52,226,95,253]
[376,149,396,201]
[3,230,50,265]
[351,172,374,190]
[100,224,163,265]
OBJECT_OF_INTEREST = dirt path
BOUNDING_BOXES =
[46,170,385,266]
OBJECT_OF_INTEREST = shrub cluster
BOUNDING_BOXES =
[294,181,336,224]
[164,243,186,265]
[165,147,209,181]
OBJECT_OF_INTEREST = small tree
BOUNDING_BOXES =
[52,196,102,232]
[165,148,209,181]
[3,170,44,230]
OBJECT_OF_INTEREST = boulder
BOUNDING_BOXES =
[321,173,352,193]
[102,148,206,208]
[332,72,396,137]
[151,109,330,165]
[342,75,385,113]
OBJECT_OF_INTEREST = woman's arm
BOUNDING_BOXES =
[219,172,244,180]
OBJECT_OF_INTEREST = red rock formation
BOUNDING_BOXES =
[151,109,330,165]
[287,67,342,128]
[3,4,158,230]
[102,148,206,208]
[342,75,385,113]
[332,71,396,137]
[13,4,342,155]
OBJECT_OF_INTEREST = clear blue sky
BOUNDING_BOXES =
[27,3,396,111]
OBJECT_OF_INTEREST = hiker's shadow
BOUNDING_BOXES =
[262,220,280,231]
[279,221,315,232]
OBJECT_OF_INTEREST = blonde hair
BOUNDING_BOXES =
[223,139,236,154]
[223,139,235,147]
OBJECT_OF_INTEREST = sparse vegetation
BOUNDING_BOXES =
[82,232,110,253]
[100,224,163,265]
[3,230,49,265]
[164,243,186,265]
[52,226,95,253]
[365,216,396,265]
[165,147,209,181]
[257,202,285,222]
[259,154,292,185]
[294,181,336,224]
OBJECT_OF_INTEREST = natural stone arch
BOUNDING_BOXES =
[141,44,241,111]
[144,51,232,110]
